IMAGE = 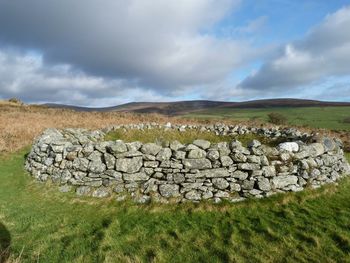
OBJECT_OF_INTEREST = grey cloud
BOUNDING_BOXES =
[0,0,254,95]
[239,6,350,92]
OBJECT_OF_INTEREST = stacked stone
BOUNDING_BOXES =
[103,123,311,141]
[25,126,350,203]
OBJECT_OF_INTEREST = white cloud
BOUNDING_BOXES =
[239,5,350,92]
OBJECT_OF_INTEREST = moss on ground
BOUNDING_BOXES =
[0,148,350,262]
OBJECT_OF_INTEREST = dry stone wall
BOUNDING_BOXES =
[25,123,350,203]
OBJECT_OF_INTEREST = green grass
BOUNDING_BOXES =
[0,149,350,262]
[186,106,350,131]
[104,129,282,147]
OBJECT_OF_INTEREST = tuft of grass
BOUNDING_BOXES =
[104,129,281,147]
[1,149,350,262]
[345,152,350,163]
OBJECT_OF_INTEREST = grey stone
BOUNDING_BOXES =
[141,143,162,156]
[170,140,184,151]
[229,183,241,192]
[230,140,242,150]
[193,139,211,149]
[116,157,143,173]
[241,180,255,190]
[107,140,128,154]
[220,156,233,166]
[215,190,230,198]
[92,187,110,198]
[89,159,106,173]
[216,142,231,156]
[231,152,247,163]
[262,166,276,177]
[185,190,201,200]
[183,159,212,170]
[159,184,180,198]
[321,137,336,152]
[278,142,299,152]
[188,149,207,159]
[232,170,249,180]
[103,170,123,180]
[207,150,220,161]
[212,178,229,189]
[272,175,298,189]
[114,184,125,193]
[257,178,271,191]
[238,163,260,171]
[123,172,149,181]
[173,173,185,183]
[144,161,159,168]
[103,153,115,170]
[202,190,214,199]
[126,141,142,152]
[200,168,229,178]
[87,151,102,162]
[247,155,261,164]
[156,148,172,161]
[174,151,186,159]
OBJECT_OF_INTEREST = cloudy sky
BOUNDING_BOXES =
[0,0,350,106]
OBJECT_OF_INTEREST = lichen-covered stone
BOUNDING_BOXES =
[188,149,206,159]
[159,184,180,198]
[141,143,162,156]
[183,159,212,170]
[123,172,149,181]
[193,139,211,150]
[116,157,143,173]
[212,178,229,189]
[271,175,298,189]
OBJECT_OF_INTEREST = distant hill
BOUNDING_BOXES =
[44,98,350,115]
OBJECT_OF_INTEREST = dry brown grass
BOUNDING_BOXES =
[0,104,181,153]
[0,102,348,153]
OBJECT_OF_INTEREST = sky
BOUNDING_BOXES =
[0,0,350,106]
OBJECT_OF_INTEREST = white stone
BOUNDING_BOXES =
[278,142,299,152]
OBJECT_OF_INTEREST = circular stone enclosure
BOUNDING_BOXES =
[25,123,350,203]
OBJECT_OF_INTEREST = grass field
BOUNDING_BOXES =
[186,106,350,131]
[0,149,350,262]
[104,129,283,147]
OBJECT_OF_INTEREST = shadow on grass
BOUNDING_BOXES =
[0,222,11,263]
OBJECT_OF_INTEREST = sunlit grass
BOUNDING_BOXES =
[0,149,350,262]
[186,106,350,131]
